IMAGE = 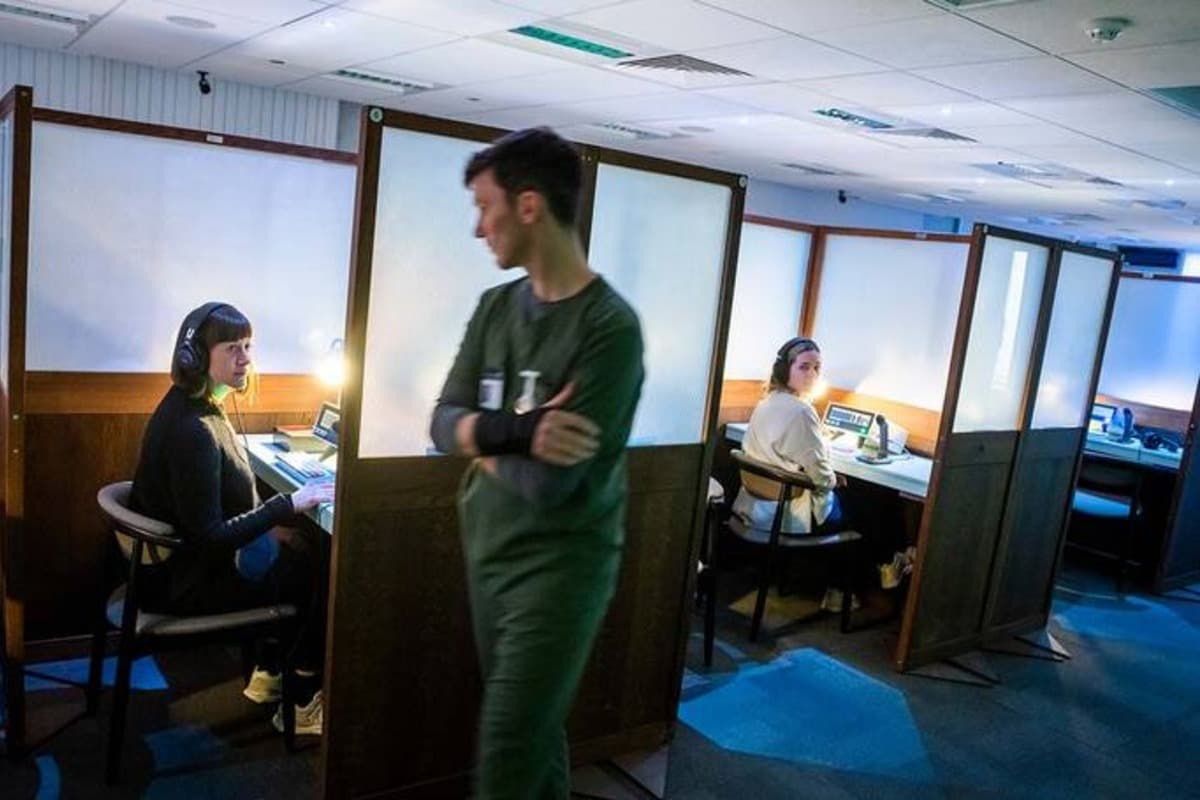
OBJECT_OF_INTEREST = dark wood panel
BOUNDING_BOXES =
[899,431,1017,670]
[1096,393,1191,435]
[984,427,1083,632]
[22,408,316,640]
[1156,382,1200,592]
[322,446,704,799]
[26,371,334,415]
[742,214,817,233]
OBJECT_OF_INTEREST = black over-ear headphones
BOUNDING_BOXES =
[772,337,817,385]
[174,302,228,379]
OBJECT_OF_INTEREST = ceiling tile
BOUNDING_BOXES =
[341,0,542,36]
[964,0,1200,54]
[699,83,842,116]
[283,74,403,104]
[150,0,325,26]
[363,38,576,86]
[809,14,1039,69]
[497,0,628,12]
[913,56,1119,100]
[190,52,320,86]
[69,0,274,69]
[1004,91,1194,128]
[879,100,1034,128]
[1080,118,1200,147]
[0,18,81,51]
[696,0,938,35]
[221,7,456,73]
[688,35,884,81]
[554,89,757,124]
[1066,41,1200,89]
[799,71,976,107]
[949,123,1103,148]
[566,0,782,51]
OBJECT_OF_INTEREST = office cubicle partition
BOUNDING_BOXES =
[896,225,1119,672]
[323,108,743,798]
[0,84,32,756]
[0,84,356,754]
[1159,373,1200,592]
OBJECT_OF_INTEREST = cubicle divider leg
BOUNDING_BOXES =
[905,651,1000,687]
[983,630,1071,662]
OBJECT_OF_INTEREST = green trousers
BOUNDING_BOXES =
[464,541,620,800]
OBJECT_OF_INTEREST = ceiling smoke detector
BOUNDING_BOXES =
[1084,17,1129,43]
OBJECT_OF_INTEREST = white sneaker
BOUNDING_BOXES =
[273,689,323,736]
[242,667,282,704]
[819,587,861,612]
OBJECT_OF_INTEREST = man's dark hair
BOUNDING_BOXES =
[463,127,582,228]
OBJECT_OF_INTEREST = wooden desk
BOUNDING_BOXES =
[725,422,932,499]
[1083,432,1183,471]
[244,433,335,533]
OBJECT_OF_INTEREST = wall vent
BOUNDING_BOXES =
[0,1,90,27]
[329,69,439,94]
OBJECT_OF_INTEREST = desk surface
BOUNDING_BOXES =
[725,422,931,499]
[245,433,335,533]
[1084,432,1182,471]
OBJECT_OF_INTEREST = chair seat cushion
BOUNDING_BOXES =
[1073,489,1132,519]
[728,516,862,547]
[107,585,297,637]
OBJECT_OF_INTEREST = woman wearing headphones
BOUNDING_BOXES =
[732,337,845,535]
[130,302,334,735]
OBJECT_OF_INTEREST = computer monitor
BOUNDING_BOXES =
[313,401,340,447]
[1089,402,1116,435]
[823,403,875,439]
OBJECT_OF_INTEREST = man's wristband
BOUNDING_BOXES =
[473,408,549,455]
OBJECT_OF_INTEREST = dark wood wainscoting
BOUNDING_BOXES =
[320,445,704,799]
[898,431,1017,670]
[22,371,330,641]
[984,427,1083,635]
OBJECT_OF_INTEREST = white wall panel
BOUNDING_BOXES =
[27,121,355,374]
[0,42,338,148]
[812,234,967,411]
[1098,277,1200,411]
[723,221,810,381]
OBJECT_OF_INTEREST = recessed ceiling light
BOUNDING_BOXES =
[1165,178,1176,186]
[165,14,215,29]
[940,105,953,116]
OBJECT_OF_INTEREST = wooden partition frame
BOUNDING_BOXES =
[320,107,744,799]
[1157,373,1200,592]
[982,242,1121,639]
[0,96,351,753]
[0,84,33,758]
[896,225,1119,671]
[719,221,969,456]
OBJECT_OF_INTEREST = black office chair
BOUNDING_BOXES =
[89,481,300,784]
[724,450,863,641]
[1070,460,1143,593]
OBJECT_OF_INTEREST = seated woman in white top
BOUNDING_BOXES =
[732,337,845,535]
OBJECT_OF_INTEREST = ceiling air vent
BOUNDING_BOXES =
[973,161,1122,188]
[899,192,967,204]
[779,162,857,177]
[616,54,750,77]
[874,127,976,142]
[924,0,1037,9]
[1145,85,1200,120]
[1133,198,1187,210]
[814,107,895,130]
[586,122,682,141]
[0,1,90,27]
[329,69,439,94]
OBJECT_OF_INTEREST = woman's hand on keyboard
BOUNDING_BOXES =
[291,479,336,512]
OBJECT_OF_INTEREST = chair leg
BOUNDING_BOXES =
[280,630,297,752]
[750,550,773,642]
[840,543,854,634]
[703,567,717,667]
[105,630,137,784]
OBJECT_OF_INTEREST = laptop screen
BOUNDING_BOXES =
[1088,402,1116,434]
[313,402,340,447]
[823,403,875,438]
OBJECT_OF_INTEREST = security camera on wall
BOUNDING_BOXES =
[197,70,212,95]
[837,189,847,204]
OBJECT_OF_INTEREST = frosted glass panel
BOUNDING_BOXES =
[953,236,1049,432]
[1098,277,1200,411]
[724,222,810,380]
[812,235,967,410]
[589,163,731,445]
[1031,251,1114,429]
[358,128,504,458]
[27,122,355,373]
[0,116,11,386]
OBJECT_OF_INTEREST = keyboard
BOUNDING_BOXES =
[275,451,332,483]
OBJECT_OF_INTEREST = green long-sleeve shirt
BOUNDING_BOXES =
[432,275,644,564]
